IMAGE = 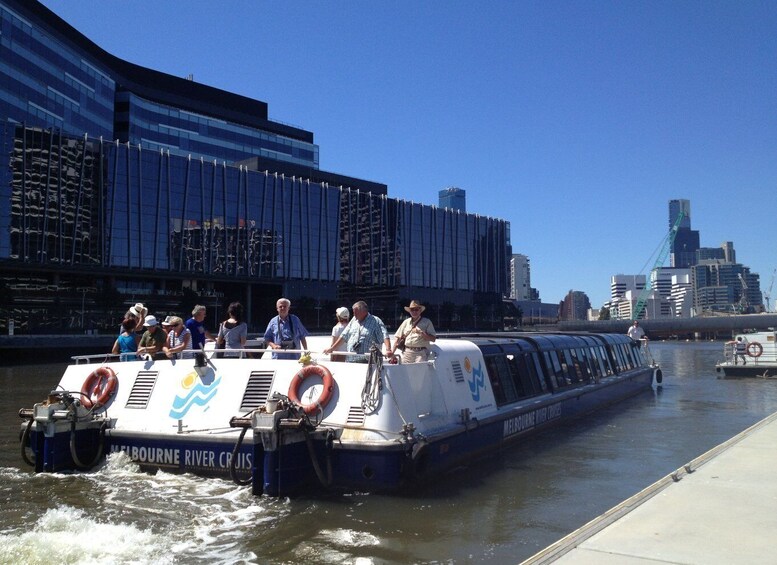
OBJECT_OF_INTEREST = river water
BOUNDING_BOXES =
[2,341,777,564]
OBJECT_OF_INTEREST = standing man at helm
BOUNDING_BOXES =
[391,300,436,363]
[627,320,646,348]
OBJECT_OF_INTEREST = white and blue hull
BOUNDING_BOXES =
[21,334,658,496]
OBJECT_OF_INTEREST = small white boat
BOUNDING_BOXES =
[715,330,777,378]
[20,333,661,496]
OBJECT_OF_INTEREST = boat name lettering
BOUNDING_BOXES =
[503,404,562,438]
[110,444,180,465]
[110,444,252,469]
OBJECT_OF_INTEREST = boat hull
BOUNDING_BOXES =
[19,333,660,496]
[716,363,777,379]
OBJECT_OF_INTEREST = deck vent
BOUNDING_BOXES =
[239,370,275,412]
[347,405,365,426]
[451,360,465,383]
[125,371,158,409]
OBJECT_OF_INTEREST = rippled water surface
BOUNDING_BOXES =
[3,342,777,564]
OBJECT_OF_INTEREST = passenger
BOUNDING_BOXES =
[727,336,748,365]
[330,307,350,362]
[391,300,436,363]
[324,301,391,362]
[123,302,147,335]
[185,305,214,352]
[136,315,167,359]
[112,318,138,361]
[217,302,248,358]
[627,320,645,347]
[264,298,309,360]
[162,316,192,359]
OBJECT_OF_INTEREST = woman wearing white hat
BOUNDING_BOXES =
[124,303,147,334]
[330,307,350,362]
[391,300,436,363]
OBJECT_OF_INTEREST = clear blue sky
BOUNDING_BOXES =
[41,0,777,307]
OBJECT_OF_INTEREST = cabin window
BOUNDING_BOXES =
[575,348,593,383]
[484,355,519,406]
[506,353,545,399]
[609,345,625,373]
[577,348,596,382]
[530,353,548,393]
[553,350,572,388]
[505,355,527,398]
[596,346,612,376]
[564,349,583,383]
[632,344,645,365]
[620,344,632,370]
[617,344,634,370]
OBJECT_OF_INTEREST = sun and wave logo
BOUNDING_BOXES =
[468,360,486,402]
[169,371,221,419]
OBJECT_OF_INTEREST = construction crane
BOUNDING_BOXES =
[632,210,685,320]
[765,268,776,312]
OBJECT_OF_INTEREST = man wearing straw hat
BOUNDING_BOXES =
[391,300,436,363]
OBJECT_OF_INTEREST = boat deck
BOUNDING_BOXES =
[523,410,777,564]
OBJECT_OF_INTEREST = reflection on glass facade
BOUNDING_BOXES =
[0,0,512,333]
[2,126,509,296]
[7,126,103,265]
[0,3,115,140]
[115,91,319,167]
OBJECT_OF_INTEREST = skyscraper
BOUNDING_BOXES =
[669,199,699,268]
[438,187,466,212]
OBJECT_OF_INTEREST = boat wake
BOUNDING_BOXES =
[0,452,289,564]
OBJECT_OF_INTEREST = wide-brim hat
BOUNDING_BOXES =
[129,302,147,317]
[143,315,158,327]
[404,300,425,314]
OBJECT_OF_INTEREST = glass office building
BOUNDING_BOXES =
[0,0,511,332]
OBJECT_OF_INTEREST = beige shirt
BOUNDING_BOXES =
[395,317,436,348]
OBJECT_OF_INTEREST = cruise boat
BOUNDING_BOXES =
[715,330,777,378]
[20,333,661,496]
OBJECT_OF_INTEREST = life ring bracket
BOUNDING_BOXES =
[288,364,335,416]
[80,367,118,409]
[747,342,763,358]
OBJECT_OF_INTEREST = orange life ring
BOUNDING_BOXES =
[288,364,335,415]
[747,342,763,358]
[80,367,118,409]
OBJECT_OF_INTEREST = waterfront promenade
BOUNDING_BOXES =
[523,409,777,564]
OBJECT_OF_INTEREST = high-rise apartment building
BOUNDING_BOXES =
[509,254,531,300]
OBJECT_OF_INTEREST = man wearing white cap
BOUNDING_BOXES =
[136,315,167,358]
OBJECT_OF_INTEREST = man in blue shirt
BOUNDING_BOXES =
[185,305,214,352]
[325,301,391,362]
[264,298,309,359]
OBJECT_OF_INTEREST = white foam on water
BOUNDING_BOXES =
[85,451,281,563]
[292,527,381,563]
[0,506,171,564]
[2,451,292,564]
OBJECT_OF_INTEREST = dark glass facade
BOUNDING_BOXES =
[0,0,511,333]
